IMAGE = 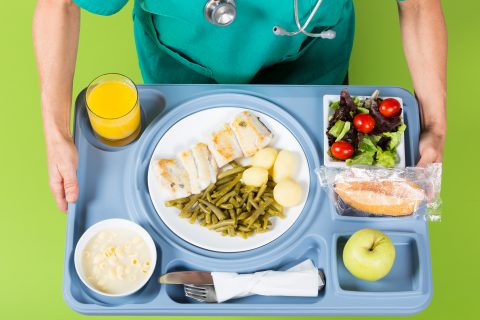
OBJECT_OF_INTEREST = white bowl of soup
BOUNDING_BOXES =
[74,219,157,297]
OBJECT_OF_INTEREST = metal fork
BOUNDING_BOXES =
[184,284,218,303]
[184,270,325,303]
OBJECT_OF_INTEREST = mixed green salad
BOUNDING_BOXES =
[326,89,406,168]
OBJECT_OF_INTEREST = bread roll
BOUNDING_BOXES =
[334,180,425,216]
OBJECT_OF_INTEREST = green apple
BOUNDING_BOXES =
[342,228,396,282]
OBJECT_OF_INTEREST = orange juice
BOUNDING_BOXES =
[86,75,141,142]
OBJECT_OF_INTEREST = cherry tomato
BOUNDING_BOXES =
[331,141,354,160]
[379,98,401,118]
[353,114,375,134]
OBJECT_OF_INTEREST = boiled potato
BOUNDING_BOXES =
[272,150,297,182]
[242,167,269,187]
[273,179,302,207]
[252,147,278,170]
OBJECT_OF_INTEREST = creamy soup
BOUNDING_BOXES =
[82,229,152,295]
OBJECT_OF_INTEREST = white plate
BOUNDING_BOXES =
[147,107,310,252]
[323,95,406,168]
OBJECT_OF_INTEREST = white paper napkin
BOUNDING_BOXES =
[211,259,323,303]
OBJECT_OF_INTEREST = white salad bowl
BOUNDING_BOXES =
[323,94,406,168]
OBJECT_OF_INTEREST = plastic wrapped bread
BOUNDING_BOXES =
[316,164,442,221]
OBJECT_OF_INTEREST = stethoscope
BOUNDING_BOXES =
[204,0,336,39]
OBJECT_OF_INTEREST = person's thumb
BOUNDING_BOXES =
[63,168,79,203]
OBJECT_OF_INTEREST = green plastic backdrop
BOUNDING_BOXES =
[0,0,478,319]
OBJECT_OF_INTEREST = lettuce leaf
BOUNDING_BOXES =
[328,120,351,142]
[346,151,375,165]
[328,120,345,138]
[382,123,406,150]
[375,146,397,168]
[336,121,351,141]
[329,100,341,110]
[358,135,377,152]
[356,106,370,114]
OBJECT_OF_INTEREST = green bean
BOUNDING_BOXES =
[179,210,192,218]
[208,219,235,230]
[199,199,226,220]
[230,161,242,168]
[219,203,234,210]
[229,197,239,208]
[240,186,259,193]
[254,184,267,202]
[183,193,202,212]
[246,207,265,228]
[248,197,259,210]
[237,225,251,232]
[260,198,274,209]
[227,225,236,236]
[215,175,236,186]
[212,214,218,224]
[272,201,283,212]
[237,211,250,220]
[217,166,245,180]
[211,174,242,198]
[205,211,211,224]
[267,208,281,216]
[164,197,189,207]
[202,183,216,200]
[199,203,210,214]
[246,193,254,211]
[189,210,198,224]
[262,213,270,229]
[238,192,249,207]
[215,190,236,206]
[234,182,241,195]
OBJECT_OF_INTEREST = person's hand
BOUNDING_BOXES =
[417,127,445,167]
[46,134,78,212]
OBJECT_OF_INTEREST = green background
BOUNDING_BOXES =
[1,0,478,319]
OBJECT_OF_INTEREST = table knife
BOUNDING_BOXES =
[159,271,214,285]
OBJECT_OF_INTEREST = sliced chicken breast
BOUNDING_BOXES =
[230,111,273,157]
[152,159,191,200]
[178,149,201,195]
[208,124,243,168]
[192,142,218,190]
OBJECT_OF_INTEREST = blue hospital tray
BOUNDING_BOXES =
[63,85,432,316]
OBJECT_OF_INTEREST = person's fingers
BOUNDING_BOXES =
[61,166,79,204]
[49,175,67,212]
[417,147,437,167]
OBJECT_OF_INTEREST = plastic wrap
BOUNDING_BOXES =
[316,163,442,221]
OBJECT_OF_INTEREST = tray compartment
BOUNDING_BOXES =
[66,243,162,307]
[334,232,421,293]
[164,235,327,304]
[75,89,166,152]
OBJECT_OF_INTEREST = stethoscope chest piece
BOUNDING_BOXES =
[204,0,236,26]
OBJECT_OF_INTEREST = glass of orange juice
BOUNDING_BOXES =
[85,73,141,146]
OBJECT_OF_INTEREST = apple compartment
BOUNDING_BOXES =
[334,233,420,293]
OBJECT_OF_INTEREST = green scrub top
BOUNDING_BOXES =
[73,0,354,84]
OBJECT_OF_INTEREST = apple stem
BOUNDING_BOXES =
[370,237,384,251]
